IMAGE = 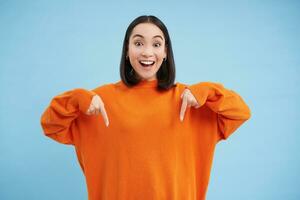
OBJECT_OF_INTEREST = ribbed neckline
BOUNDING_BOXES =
[117,79,159,89]
[133,79,158,88]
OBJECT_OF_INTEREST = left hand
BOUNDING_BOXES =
[180,88,201,122]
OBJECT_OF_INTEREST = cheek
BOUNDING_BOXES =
[128,48,140,59]
[157,48,166,57]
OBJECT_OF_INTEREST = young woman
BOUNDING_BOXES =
[41,15,251,200]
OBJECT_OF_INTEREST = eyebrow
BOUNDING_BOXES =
[132,34,164,41]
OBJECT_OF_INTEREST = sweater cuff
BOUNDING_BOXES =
[73,88,97,114]
[185,82,223,107]
[184,84,209,107]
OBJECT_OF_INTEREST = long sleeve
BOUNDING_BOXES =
[40,88,96,145]
[186,82,251,141]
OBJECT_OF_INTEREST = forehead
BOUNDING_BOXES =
[130,23,165,40]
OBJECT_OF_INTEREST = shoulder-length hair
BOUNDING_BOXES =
[120,15,176,90]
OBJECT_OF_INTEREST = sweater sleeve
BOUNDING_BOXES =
[40,88,97,145]
[186,82,251,141]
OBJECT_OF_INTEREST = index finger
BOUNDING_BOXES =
[100,105,109,127]
[180,96,188,122]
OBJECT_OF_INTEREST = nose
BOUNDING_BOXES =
[141,46,154,57]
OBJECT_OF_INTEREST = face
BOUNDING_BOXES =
[127,23,167,81]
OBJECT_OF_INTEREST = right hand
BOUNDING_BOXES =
[85,95,109,127]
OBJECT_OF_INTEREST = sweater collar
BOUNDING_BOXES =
[134,79,158,88]
[117,79,159,89]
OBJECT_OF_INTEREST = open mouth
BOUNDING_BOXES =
[139,60,155,67]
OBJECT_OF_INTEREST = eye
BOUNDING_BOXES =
[154,43,161,47]
[134,42,142,46]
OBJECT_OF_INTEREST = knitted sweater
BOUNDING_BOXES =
[40,79,251,200]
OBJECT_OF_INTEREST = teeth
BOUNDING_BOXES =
[140,61,155,65]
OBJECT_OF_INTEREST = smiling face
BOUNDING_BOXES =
[127,23,167,81]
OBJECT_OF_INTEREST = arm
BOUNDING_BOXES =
[40,88,96,145]
[186,82,251,141]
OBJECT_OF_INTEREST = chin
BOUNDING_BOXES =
[140,75,155,80]
[133,64,160,80]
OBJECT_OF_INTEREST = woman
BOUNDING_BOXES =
[41,15,251,200]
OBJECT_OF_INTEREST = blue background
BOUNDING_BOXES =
[1,0,299,199]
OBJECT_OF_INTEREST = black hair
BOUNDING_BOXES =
[120,15,176,90]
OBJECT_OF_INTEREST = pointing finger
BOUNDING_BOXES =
[180,96,188,122]
[180,88,188,99]
[95,107,100,115]
[100,105,109,127]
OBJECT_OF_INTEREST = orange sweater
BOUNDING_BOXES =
[40,79,251,200]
